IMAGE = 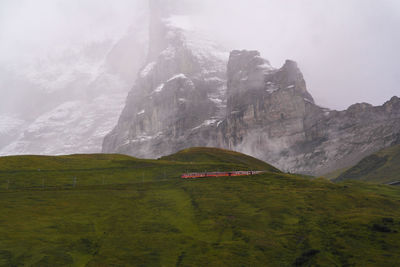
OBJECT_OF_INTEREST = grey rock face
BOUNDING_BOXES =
[217,50,400,175]
[102,9,228,158]
[103,3,400,175]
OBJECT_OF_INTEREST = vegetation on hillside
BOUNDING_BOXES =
[336,144,400,184]
[160,147,280,172]
[0,148,277,190]
[0,148,400,266]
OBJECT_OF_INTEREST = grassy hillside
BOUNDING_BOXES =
[160,147,280,172]
[1,148,400,266]
[335,144,400,184]
[0,148,276,190]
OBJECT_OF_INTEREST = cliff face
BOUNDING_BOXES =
[103,3,400,175]
[102,5,229,158]
[218,50,320,171]
[219,50,400,175]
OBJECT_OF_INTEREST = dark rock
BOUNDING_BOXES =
[372,224,392,233]
[293,249,320,266]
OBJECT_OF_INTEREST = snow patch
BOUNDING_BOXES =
[266,82,279,93]
[137,110,145,115]
[192,119,218,131]
[140,62,156,78]
[0,93,126,156]
[167,74,187,82]
[154,83,164,93]
[205,77,224,82]
[209,97,223,104]
[164,15,194,31]
[123,132,163,145]
[304,98,313,104]
[266,88,279,93]
[160,47,176,60]
[258,63,273,71]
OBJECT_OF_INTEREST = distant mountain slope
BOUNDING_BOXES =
[0,22,148,156]
[335,144,400,184]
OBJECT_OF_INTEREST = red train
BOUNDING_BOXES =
[181,171,264,179]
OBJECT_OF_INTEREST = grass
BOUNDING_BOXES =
[0,148,277,190]
[1,148,400,266]
[160,147,280,172]
[335,144,400,184]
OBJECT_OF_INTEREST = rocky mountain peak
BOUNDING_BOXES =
[383,96,400,114]
[103,7,400,176]
[227,50,273,100]
[347,102,373,113]
[103,1,229,158]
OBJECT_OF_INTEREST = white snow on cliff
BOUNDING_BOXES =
[0,93,126,156]
[164,15,229,68]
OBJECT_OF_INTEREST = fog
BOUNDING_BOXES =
[0,0,399,112]
[197,0,400,109]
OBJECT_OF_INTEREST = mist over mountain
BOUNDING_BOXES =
[0,0,399,176]
[0,1,148,155]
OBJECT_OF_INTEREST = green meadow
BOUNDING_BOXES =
[336,144,400,184]
[1,148,400,266]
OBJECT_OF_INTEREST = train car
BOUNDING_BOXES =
[181,171,264,179]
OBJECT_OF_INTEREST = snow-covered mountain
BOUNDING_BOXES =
[0,23,148,156]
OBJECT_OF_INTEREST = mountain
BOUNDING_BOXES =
[335,144,400,184]
[1,148,400,266]
[103,1,400,176]
[218,50,400,176]
[0,24,147,156]
[102,3,229,158]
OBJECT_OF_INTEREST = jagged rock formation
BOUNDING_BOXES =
[218,50,400,175]
[102,1,229,158]
[103,2,400,175]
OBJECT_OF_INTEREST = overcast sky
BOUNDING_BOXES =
[0,0,399,110]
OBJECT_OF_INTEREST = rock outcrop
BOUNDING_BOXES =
[103,2,400,175]
[218,50,400,175]
[102,2,228,158]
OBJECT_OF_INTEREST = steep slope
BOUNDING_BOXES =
[102,4,229,158]
[0,23,147,156]
[335,144,400,184]
[104,1,400,176]
[219,50,400,176]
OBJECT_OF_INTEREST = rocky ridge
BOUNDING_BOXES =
[218,50,400,175]
[102,3,229,158]
[103,2,400,175]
